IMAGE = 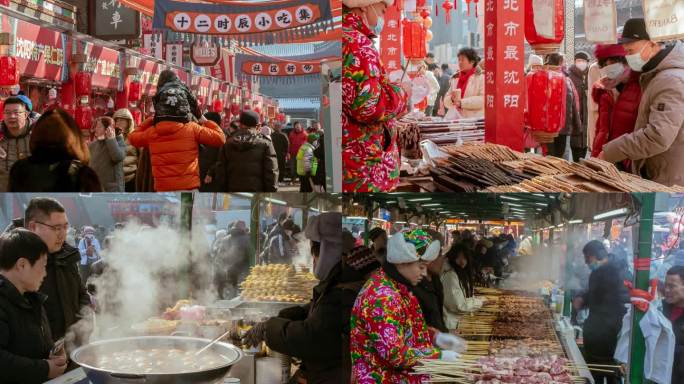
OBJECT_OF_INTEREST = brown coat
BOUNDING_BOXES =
[603,42,684,186]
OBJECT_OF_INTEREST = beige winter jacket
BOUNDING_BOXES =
[444,68,485,119]
[440,263,483,331]
[602,41,684,187]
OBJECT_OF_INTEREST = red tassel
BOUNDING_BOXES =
[474,0,479,19]
[466,0,471,16]
[435,3,439,16]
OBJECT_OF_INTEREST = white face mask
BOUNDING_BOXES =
[575,61,588,71]
[601,63,626,80]
[625,43,649,72]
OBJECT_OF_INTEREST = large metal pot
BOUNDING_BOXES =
[70,336,243,384]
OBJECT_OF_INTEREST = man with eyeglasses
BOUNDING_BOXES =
[5,197,90,351]
[0,96,33,192]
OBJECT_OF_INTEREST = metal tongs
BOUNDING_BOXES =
[194,329,232,356]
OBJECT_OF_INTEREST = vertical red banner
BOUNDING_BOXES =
[484,0,525,151]
[380,4,402,75]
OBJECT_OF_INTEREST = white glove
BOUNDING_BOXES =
[435,332,467,352]
[440,350,460,362]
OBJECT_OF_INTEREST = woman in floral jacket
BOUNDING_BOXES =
[342,0,409,192]
[350,230,464,383]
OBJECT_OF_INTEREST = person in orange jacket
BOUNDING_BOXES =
[128,70,226,191]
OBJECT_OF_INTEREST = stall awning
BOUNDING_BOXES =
[119,0,154,16]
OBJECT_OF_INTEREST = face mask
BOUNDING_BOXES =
[601,63,626,80]
[589,262,600,272]
[625,43,649,72]
[576,61,588,71]
[365,5,384,35]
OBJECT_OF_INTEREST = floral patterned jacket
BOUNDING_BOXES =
[350,268,441,383]
[342,11,408,192]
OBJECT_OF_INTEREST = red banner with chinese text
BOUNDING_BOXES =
[241,60,322,76]
[7,18,66,82]
[380,4,402,74]
[484,0,525,151]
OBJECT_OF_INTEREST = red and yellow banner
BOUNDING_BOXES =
[242,60,321,76]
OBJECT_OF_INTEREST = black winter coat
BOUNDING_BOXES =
[271,131,289,165]
[313,135,326,188]
[264,263,366,384]
[664,302,684,384]
[0,275,53,384]
[199,129,228,192]
[582,259,628,361]
[215,129,278,192]
[214,228,251,280]
[9,150,103,192]
[413,271,448,332]
[41,243,91,340]
[4,219,90,340]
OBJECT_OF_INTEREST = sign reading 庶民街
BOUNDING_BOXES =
[642,0,684,42]
[584,0,617,43]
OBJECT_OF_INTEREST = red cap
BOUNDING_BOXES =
[594,43,627,59]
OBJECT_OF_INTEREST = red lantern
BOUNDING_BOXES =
[243,103,251,111]
[129,81,142,104]
[524,0,565,55]
[129,107,143,126]
[115,87,129,110]
[74,105,93,132]
[230,103,240,116]
[0,56,19,87]
[526,69,567,143]
[402,19,427,59]
[416,0,426,7]
[420,9,430,19]
[441,0,453,23]
[74,72,92,97]
[212,98,223,113]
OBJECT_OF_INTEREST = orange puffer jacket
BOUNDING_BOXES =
[128,118,226,191]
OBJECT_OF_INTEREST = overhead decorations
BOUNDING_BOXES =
[235,41,339,84]
[153,0,335,45]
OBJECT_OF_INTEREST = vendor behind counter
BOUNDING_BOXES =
[242,212,375,384]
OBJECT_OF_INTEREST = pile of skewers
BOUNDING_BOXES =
[416,355,620,383]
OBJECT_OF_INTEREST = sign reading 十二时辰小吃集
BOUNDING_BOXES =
[152,0,333,36]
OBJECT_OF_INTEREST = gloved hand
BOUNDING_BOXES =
[435,332,467,352]
[241,321,266,347]
[440,350,460,362]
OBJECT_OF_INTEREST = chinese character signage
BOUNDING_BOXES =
[210,48,232,80]
[153,0,333,36]
[380,4,402,75]
[241,60,323,76]
[191,42,221,66]
[484,0,525,151]
[642,0,684,42]
[143,33,163,59]
[89,0,140,40]
[9,18,66,82]
[165,43,183,67]
[584,0,617,43]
